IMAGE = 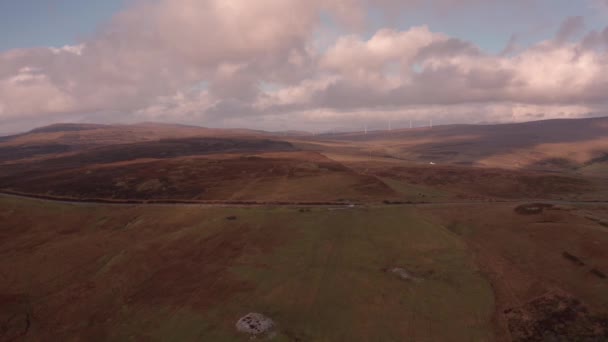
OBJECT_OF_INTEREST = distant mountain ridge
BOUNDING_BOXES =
[29,123,111,134]
[4,116,607,140]
[1,116,606,174]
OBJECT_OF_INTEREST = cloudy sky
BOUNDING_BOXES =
[1,0,608,133]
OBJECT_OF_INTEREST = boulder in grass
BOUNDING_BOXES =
[236,313,275,335]
[390,267,421,282]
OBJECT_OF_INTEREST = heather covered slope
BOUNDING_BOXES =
[0,151,395,202]
[1,117,607,203]
[0,123,268,163]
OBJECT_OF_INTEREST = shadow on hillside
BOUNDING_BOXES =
[0,137,298,166]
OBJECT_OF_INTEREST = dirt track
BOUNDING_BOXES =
[2,190,606,208]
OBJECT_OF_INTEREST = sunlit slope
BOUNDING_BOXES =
[304,117,608,172]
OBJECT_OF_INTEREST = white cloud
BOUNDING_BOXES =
[50,44,85,56]
[0,0,607,133]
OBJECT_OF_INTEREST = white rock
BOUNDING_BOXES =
[236,313,275,335]
[390,267,420,282]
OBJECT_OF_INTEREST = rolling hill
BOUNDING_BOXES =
[1,117,608,341]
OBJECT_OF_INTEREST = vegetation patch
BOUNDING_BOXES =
[562,252,586,266]
[0,294,31,342]
[383,200,424,205]
[504,294,608,341]
[590,268,607,279]
[446,221,472,236]
[136,179,164,192]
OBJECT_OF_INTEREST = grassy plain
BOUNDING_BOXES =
[1,196,495,341]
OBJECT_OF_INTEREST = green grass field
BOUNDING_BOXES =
[0,197,494,341]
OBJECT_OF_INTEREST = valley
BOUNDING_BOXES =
[1,117,607,341]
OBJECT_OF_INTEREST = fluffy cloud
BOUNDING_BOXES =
[255,24,608,111]
[0,0,607,133]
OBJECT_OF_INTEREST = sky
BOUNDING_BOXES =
[0,0,126,51]
[1,0,608,134]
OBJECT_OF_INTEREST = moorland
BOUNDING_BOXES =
[1,117,608,341]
